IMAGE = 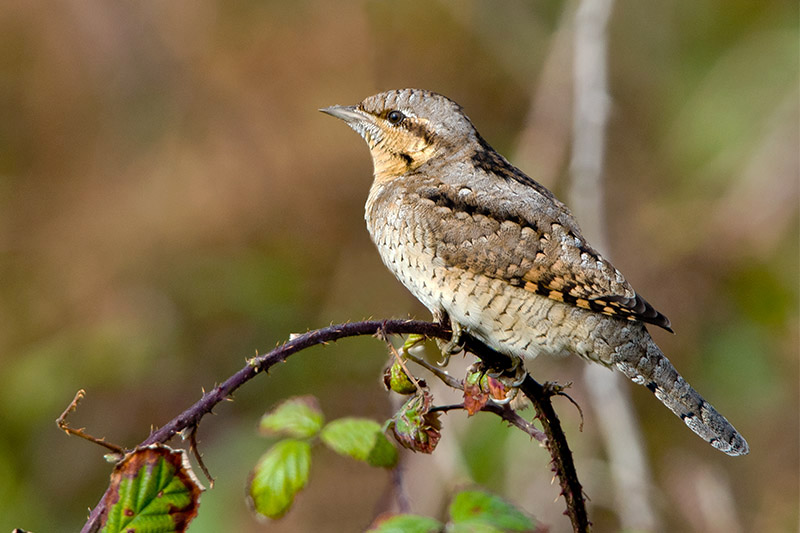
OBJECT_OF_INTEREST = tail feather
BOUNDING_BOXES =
[615,339,749,456]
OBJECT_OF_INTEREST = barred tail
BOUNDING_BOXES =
[615,338,749,456]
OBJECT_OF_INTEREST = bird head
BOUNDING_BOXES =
[321,89,477,182]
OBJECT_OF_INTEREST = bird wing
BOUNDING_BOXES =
[413,177,672,331]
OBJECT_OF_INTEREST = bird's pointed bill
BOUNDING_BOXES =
[321,104,378,145]
[320,105,363,123]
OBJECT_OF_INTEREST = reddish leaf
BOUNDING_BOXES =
[388,391,441,453]
[99,445,203,533]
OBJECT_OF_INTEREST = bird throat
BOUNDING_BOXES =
[370,138,438,184]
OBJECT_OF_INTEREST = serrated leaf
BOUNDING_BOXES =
[259,396,324,439]
[463,363,513,415]
[388,391,441,453]
[367,513,443,533]
[320,418,398,468]
[448,490,535,532]
[248,439,311,519]
[100,445,203,533]
[463,375,490,415]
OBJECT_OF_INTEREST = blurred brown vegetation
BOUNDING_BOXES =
[0,1,797,532]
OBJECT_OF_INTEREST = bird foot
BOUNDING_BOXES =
[489,360,527,405]
[436,319,464,367]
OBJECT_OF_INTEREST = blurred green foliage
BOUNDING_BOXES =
[0,1,796,532]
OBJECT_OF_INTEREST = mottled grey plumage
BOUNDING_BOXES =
[322,88,748,456]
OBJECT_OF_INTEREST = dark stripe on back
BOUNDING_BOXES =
[472,134,557,200]
[417,186,539,234]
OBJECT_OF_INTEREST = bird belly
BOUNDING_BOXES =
[436,269,603,362]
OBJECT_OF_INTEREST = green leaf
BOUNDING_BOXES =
[388,391,441,453]
[448,490,535,532]
[320,418,398,468]
[401,334,426,353]
[100,445,203,533]
[367,513,443,533]
[248,439,312,519]
[383,360,419,395]
[449,522,505,533]
[259,396,324,439]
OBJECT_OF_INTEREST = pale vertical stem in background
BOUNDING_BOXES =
[513,3,575,191]
[570,0,611,251]
[570,0,659,531]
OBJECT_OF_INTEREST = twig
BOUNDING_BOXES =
[391,463,411,514]
[522,376,590,532]
[432,402,547,443]
[459,336,591,532]
[77,319,588,533]
[404,351,463,390]
[56,390,125,457]
[407,348,547,443]
[187,426,214,488]
[379,328,425,393]
[79,320,446,533]
[538,381,585,432]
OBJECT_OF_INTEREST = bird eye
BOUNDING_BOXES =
[386,110,405,125]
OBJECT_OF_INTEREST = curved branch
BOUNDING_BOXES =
[460,336,591,532]
[78,319,588,533]
[141,320,447,447]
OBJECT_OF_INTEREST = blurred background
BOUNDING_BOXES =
[0,1,797,531]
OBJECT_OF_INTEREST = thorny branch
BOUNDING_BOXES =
[460,335,591,532]
[431,402,546,443]
[75,319,589,533]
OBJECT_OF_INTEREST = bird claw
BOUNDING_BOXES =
[436,321,464,366]
[487,356,523,380]
[491,386,519,405]
[489,359,527,406]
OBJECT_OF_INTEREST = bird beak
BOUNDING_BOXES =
[319,105,364,124]
[320,104,379,145]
